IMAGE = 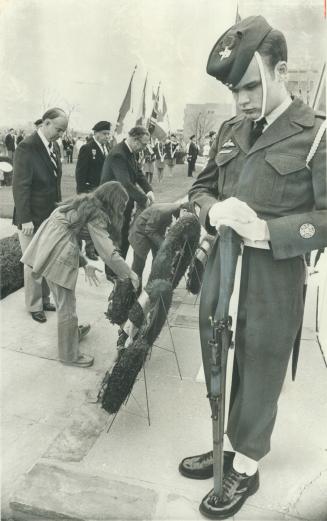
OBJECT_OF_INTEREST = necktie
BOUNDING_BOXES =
[48,143,58,176]
[249,117,267,147]
[102,145,107,157]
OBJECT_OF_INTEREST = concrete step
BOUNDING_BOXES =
[10,462,158,521]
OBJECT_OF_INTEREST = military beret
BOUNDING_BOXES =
[92,121,111,131]
[207,15,272,87]
[34,118,43,126]
[190,134,195,139]
[208,131,216,137]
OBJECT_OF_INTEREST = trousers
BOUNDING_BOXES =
[18,230,50,312]
[200,240,305,460]
[47,280,79,362]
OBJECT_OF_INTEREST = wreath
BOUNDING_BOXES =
[99,213,201,414]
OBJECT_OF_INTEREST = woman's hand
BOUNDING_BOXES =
[83,264,103,286]
[130,271,139,291]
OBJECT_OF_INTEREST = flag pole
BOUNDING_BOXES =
[114,64,137,136]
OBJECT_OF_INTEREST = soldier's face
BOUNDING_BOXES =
[95,130,110,144]
[231,56,286,120]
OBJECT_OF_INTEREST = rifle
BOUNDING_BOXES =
[208,225,242,498]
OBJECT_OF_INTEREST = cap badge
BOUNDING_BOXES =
[299,223,315,239]
[219,47,232,60]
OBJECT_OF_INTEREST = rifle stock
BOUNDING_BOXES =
[209,225,242,498]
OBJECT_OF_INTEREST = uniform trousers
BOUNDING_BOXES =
[200,239,305,461]
[18,230,50,311]
[47,280,79,362]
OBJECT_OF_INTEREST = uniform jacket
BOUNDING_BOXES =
[100,140,152,208]
[190,98,327,259]
[129,202,179,257]
[187,141,199,162]
[12,131,62,229]
[164,140,179,160]
[5,133,15,152]
[75,137,106,193]
[21,206,133,290]
[153,142,166,161]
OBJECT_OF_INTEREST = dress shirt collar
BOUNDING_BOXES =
[264,96,292,130]
[93,137,106,154]
[124,139,133,154]
[37,128,52,154]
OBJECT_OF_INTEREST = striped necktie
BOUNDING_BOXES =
[48,143,58,176]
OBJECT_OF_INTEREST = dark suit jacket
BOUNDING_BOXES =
[5,134,15,152]
[100,140,152,208]
[75,138,105,193]
[187,141,198,162]
[12,132,62,229]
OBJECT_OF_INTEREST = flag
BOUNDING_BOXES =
[148,83,168,140]
[115,66,137,134]
[157,95,167,122]
[136,74,148,126]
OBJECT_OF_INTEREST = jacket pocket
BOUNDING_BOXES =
[215,148,240,197]
[254,153,309,206]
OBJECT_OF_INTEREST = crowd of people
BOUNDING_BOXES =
[4,12,326,521]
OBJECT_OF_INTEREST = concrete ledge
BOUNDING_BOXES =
[10,462,158,521]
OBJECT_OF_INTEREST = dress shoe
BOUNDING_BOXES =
[199,468,259,519]
[43,302,56,311]
[179,450,235,480]
[61,354,94,368]
[31,311,47,323]
[78,323,91,341]
[85,250,98,261]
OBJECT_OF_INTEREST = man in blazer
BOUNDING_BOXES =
[179,16,326,519]
[75,120,111,259]
[13,107,68,323]
[101,126,155,259]
[186,134,199,177]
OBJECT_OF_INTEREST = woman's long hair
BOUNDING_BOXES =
[58,181,128,245]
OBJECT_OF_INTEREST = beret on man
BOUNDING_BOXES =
[92,121,111,131]
[207,15,272,88]
[208,131,216,137]
[34,118,43,126]
[190,134,195,139]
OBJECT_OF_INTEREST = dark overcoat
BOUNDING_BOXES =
[12,132,62,230]
[189,98,326,460]
[129,203,179,258]
[75,137,105,193]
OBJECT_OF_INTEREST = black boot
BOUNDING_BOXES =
[199,468,259,519]
[179,450,235,480]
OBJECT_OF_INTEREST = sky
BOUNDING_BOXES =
[0,0,325,132]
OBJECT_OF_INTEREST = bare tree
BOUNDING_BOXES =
[187,110,216,144]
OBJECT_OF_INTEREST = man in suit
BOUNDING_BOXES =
[75,120,111,259]
[178,16,326,519]
[13,107,68,323]
[186,135,198,177]
[5,128,16,160]
[101,126,155,259]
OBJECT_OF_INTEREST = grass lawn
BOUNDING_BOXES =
[0,161,201,220]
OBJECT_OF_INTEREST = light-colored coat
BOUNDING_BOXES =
[22,207,132,290]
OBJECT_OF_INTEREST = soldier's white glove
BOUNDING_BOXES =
[208,197,257,228]
[218,217,270,241]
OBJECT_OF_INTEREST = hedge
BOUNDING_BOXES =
[0,233,23,300]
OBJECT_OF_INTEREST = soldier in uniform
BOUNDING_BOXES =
[178,15,326,519]
[75,120,111,259]
[164,134,179,177]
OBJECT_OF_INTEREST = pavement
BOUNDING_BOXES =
[1,217,327,521]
